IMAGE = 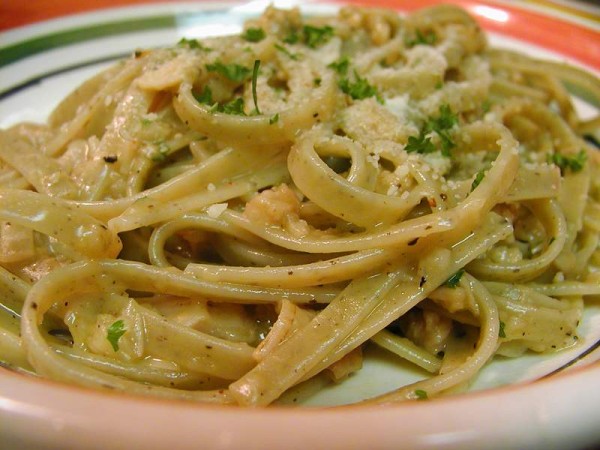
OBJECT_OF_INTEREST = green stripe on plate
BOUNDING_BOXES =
[0,15,178,68]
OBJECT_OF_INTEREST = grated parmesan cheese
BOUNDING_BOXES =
[206,203,228,218]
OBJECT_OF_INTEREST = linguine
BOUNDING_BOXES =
[0,4,599,406]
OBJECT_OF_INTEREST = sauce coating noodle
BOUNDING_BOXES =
[0,4,599,406]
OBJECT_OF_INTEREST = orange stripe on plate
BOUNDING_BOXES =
[328,0,600,71]
[522,0,600,24]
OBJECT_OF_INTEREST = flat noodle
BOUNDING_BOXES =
[0,4,599,406]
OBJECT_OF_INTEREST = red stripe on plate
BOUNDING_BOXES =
[328,0,600,71]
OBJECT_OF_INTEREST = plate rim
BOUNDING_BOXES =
[1,1,599,449]
[2,361,600,449]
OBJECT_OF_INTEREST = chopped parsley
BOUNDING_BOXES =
[424,104,458,156]
[283,29,300,44]
[251,59,261,115]
[242,27,266,42]
[547,149,587,174]
[177,38,210,51]
[303,25,334,48]
[193,86,213,104]
[206,61,251,82]
[269,113,280,124]
[107,319,126,352]
[428,104,458,131]
[328,56,350,75]
[405,29,437,47]
[214,97,246,115]
[339,71,381,102]
[405,133,436,154]
[445,269,465,288]
[499,320,507,338]
[282,24,335,48]
[406,104,458,156]
[471,170,485,191]
[196,86,246,116]
[150,142,170,162]
[414,389,428,400]
[274,43,299,60]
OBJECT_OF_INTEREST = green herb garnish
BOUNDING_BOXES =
[218,97,246,115]
[427,104,458,131]
[415,389,428,400]
[328,56,350,75]
[424,104,458,156]
[206,61,251,82]
[193,86,213,105]
[445,269,465,288]
[499,320,506,338]
[242,27,266,42]
[471,170,485,191]
[177,37,200,49]
[547,149,587,174]
[303,25,334,48]
[339,71,381,102]
[405,133,436,154]
[107,320,126,352]
[406,29,437,47]
[196,86,246,116]
[177,38,210,51]
[150,142,170,163]
[251,60,261,115]
[269,113,280,124]
[283,29,300,44]
[405,104,458,157]
[274,43,299,60]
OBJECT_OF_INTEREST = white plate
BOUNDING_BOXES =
[0,1,599,448]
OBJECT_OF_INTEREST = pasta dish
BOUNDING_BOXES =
[0,4,599,407]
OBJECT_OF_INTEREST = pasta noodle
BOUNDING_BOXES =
[0,4,599,407]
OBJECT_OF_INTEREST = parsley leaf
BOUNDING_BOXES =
[328,56,351,75]
[547,149,587,174]
[177,37,200,49]
[445,269,465,288]
[422,104,458,156]
[274,43,299,60]
[193,86,213,105]
[242,27,266,42]
[196,86,246,116]
[471,170,485,191]
[177,38,210,51]
[218,97,246,115]
[150,142,170,163]
[251,60,261,115]
[107,320,126,352]
[405,133,436,154]
[499,321,507,338]
[339,71,381,102]
[405,29,437,47]
[415,389,428,400]
[283,29,300,44]
[206,61,251,82]
[269,113,279,124]
[303,25,334,48]
[428,104,458,131]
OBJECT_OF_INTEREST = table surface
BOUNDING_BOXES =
[1,0,599,31]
